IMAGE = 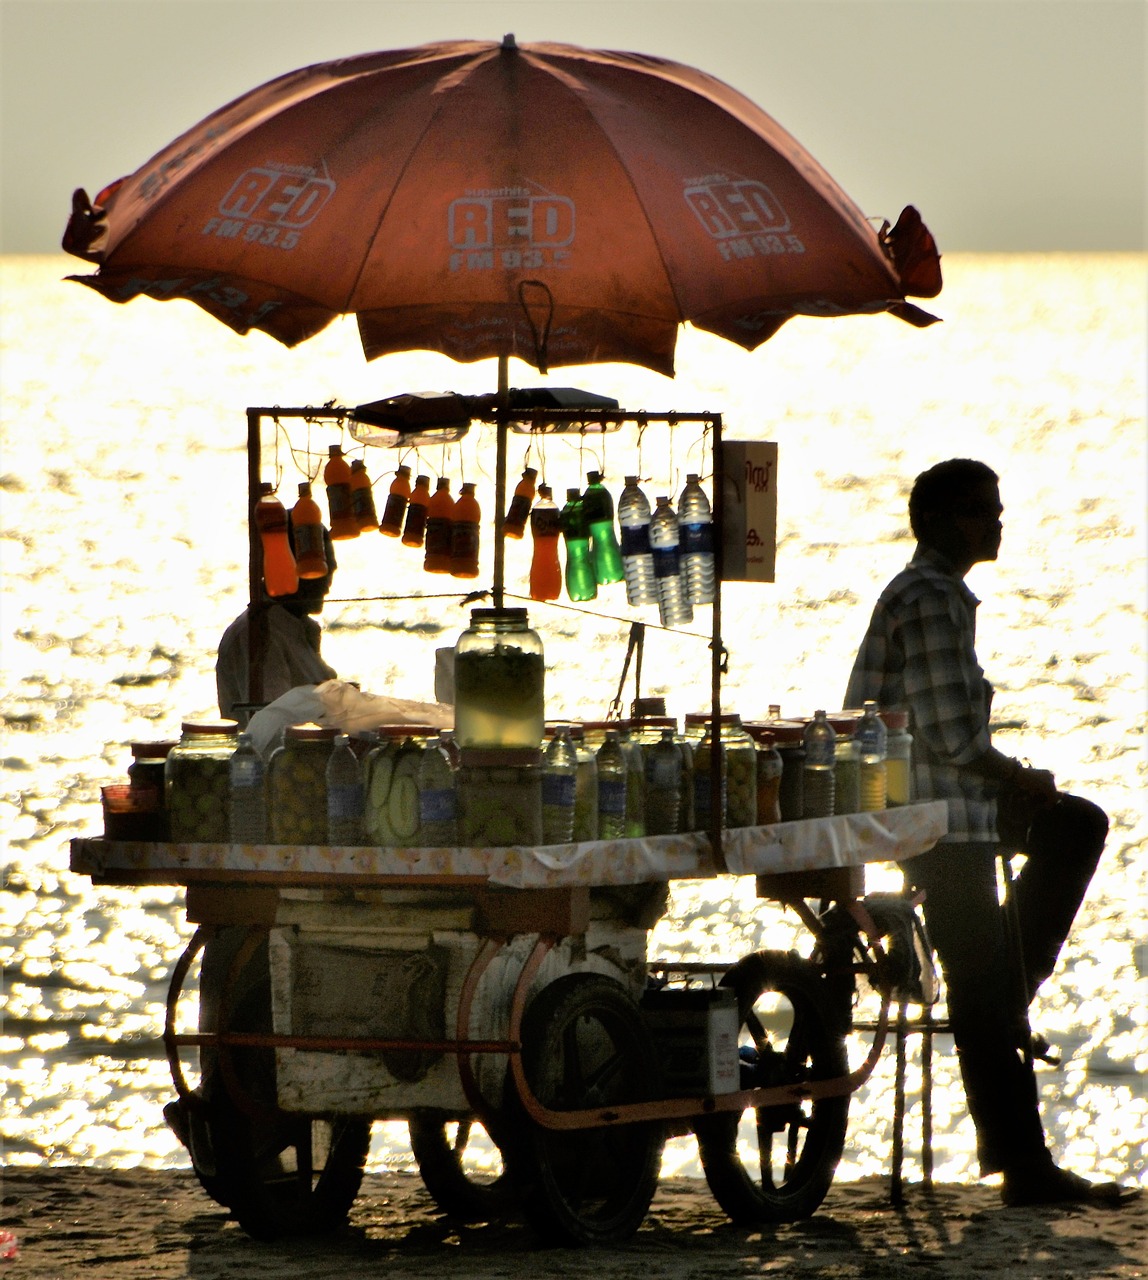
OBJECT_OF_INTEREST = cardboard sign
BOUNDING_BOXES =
[720,441,777,582]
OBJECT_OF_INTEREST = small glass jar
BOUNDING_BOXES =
[719,715,758,828]
[570,727,599,842]
[880,709,913,805]
[456,746,543,847]
[267,723,337,844]
[692,725,727,831]
[165,720,239,842]
[770,721,807,822]
[454,608,544,748]
[128,740,177,839]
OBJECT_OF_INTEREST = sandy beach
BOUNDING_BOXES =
[2,1168,1144,1280]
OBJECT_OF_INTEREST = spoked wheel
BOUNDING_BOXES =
[694,951,850,1224]
[195,927,372,1240]
[409,1113,515,1222]
[505,973,664,1246]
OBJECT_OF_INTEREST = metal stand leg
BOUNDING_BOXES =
[891,1002,908,1206]
[921,1007,935,1184]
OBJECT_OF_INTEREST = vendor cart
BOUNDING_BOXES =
[72,397,949,1246]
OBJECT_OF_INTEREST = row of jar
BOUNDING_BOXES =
[107,705,912,847]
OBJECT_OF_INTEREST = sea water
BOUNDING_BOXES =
[1,253,1145,1187]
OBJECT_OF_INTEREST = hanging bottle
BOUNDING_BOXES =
[228,731,267,843]
[323,444,359,540]
[450,482,481,578]
[378,464,412,536]
[582,471,624,585]
[677,473,716,605]
[559,488,597,603]
[350,459,379,532]
[802,710,837,819]
[542,725,578,844]
[290,482,329,579]
[253,482,298,597]
[529,483,562,602]
[504,466,538,539]
[596,729,628,840]
[423,477,455,573]
[649,496,694,627]
[617,476,659,606]
[326,733,365,844]
[854,700,889,812]
[401,473,432,547]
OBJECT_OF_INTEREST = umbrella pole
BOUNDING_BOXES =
[493,353,509,608]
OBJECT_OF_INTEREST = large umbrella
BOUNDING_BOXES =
[63,35,940,377]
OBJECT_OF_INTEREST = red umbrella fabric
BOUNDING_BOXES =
[63,36,941,376]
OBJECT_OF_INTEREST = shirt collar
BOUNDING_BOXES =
[909,544,980,607]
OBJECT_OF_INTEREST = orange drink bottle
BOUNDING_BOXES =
[324,444,359,539]
[401,474,432,547]
[450,482,481,578]
[423,478,454,573]
[291,482,329,579]
[254,482,299,597]
[503,466,538,539]
[379,465,412,536]
[349,459,379,531]
[529,483,562,601]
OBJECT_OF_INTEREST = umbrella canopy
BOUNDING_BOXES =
[63,36,941,376]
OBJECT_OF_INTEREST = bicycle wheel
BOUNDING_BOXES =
[505,973,664,1246]
[408,1114,515,1222]
[197,928,372,1240]
[694,950,849,1224]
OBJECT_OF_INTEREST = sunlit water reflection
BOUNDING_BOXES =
[1,253,1145,1188]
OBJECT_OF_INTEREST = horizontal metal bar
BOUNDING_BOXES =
[169,1031,518,1055]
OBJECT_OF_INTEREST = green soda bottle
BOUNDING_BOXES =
[560,488,598,602]
[582,472,624,585]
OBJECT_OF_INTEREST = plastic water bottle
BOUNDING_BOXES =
[572,729,599,841]
[596,729,628,839]
[582,472,624,585]
[802,710,837,818]
[326,734,364,844]
[644,728,683,835]
[542,725,577,844]
[617,476,658,606]
[677,473,716,605]
[619,724,646,837]
[560,488,597,602]
[649,496,694,627]
[693,724,727,830]
[417,732,457,845]
[854,700,888,812]
[228,732,266,843]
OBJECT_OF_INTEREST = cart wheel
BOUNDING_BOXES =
[505,972,664,1247]
[694,951,850,1224]
[408,1114,515,1221]
[196,927,372,1239]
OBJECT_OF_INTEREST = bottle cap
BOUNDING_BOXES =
[328,444,343,456]
[566,487,580,500]
[523,467,538,479]
[460,481,476,494]
[468,607,529,624]
[298,481,312,495]
[687,473,700,482]
[259,480,274,494]
[350,458,366,471]
[415,473,430,484]
[625,475,639,485]
[587,471,602,483]
[397,464,411,476]
[538,483,553,498]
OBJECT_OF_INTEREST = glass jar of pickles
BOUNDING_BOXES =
[267,723,337,844]
[364,726,438,846]
[165,720,239,842]
[128,740,177,839]
[880,709,913,805]
[745,725,783,825]
[454,608,544,748]
[718,715,757,828]
[456,747,543,847]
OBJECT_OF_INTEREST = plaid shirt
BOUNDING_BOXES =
[844,546,997,842]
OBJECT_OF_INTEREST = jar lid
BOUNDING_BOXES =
[631,696,667,717]
[743,724,778,746]
[458,747,543,768]
[879,709,910,730]
[285,722,337,741]
[468,607,530,624]
[180,720,239,736]
[377,723,439,737]
[767,720,808,744]
[686,712,742,728]
[827,716,857,734]
[131,740,178,758]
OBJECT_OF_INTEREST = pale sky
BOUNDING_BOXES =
[1,0,1144,255]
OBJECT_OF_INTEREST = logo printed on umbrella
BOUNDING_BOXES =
[448,183,574,273]
[201,161,336,251]
[684,176,805,262]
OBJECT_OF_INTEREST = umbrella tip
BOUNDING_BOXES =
[501,32,518,51]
